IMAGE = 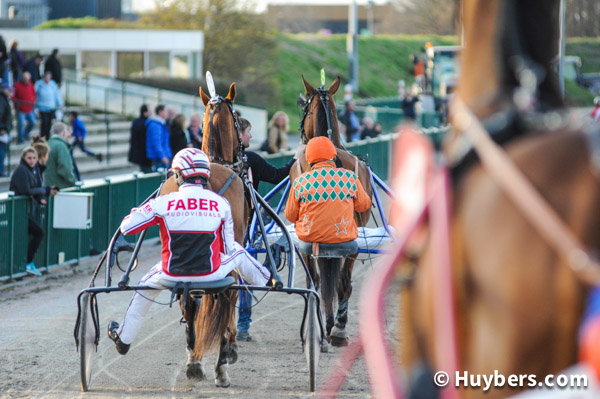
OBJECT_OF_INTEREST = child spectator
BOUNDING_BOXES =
[10,145,58,276]
[69,111,102,161]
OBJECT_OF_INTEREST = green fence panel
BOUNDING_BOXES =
[43,196,81,267]
[12,197,31,275]
[80,183,111,252]
[108,179,141,244]
[0,196,13,278]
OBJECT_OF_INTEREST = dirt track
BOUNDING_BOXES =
[0,237,398,399]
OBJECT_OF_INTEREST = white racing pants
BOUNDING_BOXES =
[117,241,270,345]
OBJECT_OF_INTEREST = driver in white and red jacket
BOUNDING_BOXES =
[108,148,271,355]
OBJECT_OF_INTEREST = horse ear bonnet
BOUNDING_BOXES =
[306,136,336,164]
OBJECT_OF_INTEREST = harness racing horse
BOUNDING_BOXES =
[158,83,248,388]
[401,1,600,397]
[290,76,373,347]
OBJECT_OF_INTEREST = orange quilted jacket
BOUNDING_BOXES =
[285,161,371,244]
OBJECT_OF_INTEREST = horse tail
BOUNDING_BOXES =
[193,285,238,360]
[318,258,341,324]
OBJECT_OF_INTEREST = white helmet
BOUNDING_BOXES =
[171,148,211,181]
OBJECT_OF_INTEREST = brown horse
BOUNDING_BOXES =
[158,82,248,388]
[401,1,600,398]
[290,76,373,347]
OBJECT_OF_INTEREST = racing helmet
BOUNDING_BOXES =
[171,148,211,184]
[305,136,336,164]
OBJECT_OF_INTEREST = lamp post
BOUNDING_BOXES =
[347,0,359,93]
[558,0,566,98]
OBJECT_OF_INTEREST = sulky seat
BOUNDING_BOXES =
[160,276,236,298]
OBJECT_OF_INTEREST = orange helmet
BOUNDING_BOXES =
[305,136,336,164]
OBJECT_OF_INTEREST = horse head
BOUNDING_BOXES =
[300,76,342,148]
[457,0,563,121]
[199,82,242,166]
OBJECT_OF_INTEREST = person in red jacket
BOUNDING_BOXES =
[285,136,371,244]
[13,71,36,144]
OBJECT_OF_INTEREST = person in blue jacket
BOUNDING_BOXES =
[69,111,102,161]
[145,104,172,171]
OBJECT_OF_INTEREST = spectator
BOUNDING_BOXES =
[237,117,300,341]
[0,36,7,84]
[10,145,58,276]
[69,111,102,161]
[9,40,24,85]
[187,113,203,149]
[340,100,361,142]
[169,113,190,155]
[373,121,383,136]
[35,71,63,140]
[412,54,425,88]
[44,49,62,87]
[13,71,36,144]
[44,122,75,189]
[165,106,177,131]
[24,53,43,83]
[360,117,378,140]
[591,97,600,122]
[127,104,152,173]
[261,111,289,154]
[145,104,172,171]
[0,84,12,176]
[402,92,417,121]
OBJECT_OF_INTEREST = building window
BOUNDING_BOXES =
[81,51,111,75]
[61,54,76,69]
[148,52,169,77]
[117,52,143,78]
[173,54,189,78]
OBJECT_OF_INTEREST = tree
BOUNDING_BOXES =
[393,0,459,35]
[565,0,600,37]
[137,0,276,83]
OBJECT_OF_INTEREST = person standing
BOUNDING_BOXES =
[262,111,289,154]
[24,53,43,83]
[44,49,62,87]
[0,84,12,177]
[340,100,361,143]
[590,97,600,122]
[35,71,63,140]
[9,40,24,85]
[127,104,152,173]
[236,117,299,341]
[44,122,75,189]
[13,72,36,144]
[10,145,58,276]
[0,36,8,84]
[145,104,172,171]
[169,113,190,155]
[187,113,203,149]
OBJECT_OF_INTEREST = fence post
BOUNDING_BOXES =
[85,75,90,108]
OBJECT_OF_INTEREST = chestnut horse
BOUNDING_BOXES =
[158,83,248,388]
[290,76,373,347]
[401,1,600,398]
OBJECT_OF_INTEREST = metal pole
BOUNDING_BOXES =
[347,0,359,93]
[558,0,566,98]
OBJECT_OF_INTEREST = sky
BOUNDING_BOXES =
[132,0,390,13]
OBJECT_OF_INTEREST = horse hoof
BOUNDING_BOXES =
[330,326,349,347]
[215,365,231,388]
[186,361,206,381]
[321,341,329,353]
[225,343,238,365]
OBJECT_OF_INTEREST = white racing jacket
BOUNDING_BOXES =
[120,184,236,277]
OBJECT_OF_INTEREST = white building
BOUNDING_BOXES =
[0,0,48,28]
[1,28,204,79]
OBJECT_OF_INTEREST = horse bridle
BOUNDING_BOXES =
[299,87,334,144]
[206,96,245,170]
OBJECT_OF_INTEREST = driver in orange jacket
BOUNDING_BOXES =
[285,136,371,243]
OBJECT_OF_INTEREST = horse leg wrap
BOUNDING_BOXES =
[185,348,206,381]
[335,299,349,329]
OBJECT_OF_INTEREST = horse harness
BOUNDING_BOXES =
[299,87,334,144]
[206,95,246,173]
